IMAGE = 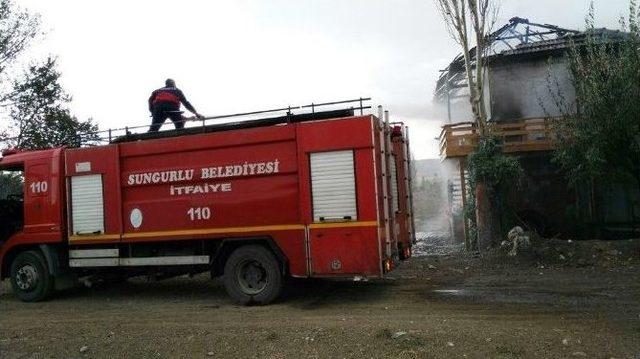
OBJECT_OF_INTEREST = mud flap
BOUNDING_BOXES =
[39,244,67,277]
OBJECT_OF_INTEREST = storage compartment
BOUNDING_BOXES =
[310,150,357,222]
[70,174,105,235]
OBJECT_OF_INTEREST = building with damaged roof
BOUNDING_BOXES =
[436,17,637,242]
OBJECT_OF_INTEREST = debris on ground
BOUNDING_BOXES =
[506,226,531,256]
[478,236,640,270]
[413,231,463,256]
[392,331,407,339]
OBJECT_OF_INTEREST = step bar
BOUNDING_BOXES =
[69,249,209,268]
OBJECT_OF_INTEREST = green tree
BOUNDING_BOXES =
[0,0,40,104]
[1,0,98,150]
[9,57,99,149]
[553,2,640,194]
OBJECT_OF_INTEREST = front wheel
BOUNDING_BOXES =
[223,245,284,305]
[10,250,54,302]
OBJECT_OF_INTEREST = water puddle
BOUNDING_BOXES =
[432,289,467,296]
[430,286,599,305]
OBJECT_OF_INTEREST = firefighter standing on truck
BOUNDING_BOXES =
[148,79,204,132]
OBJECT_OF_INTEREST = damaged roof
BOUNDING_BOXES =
[495,28,628,58]
[434,17,626,101]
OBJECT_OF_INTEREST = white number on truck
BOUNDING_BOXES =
[188,207,211,221]
[30,181,48,194]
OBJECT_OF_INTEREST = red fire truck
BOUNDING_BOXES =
[0,103,415,304]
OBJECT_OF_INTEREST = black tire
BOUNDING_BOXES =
[10,250,54,302]
[222,245,284,305]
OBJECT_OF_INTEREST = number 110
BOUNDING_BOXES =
[188,207,211,221]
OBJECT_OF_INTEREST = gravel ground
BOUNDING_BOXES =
[1,248,639,359]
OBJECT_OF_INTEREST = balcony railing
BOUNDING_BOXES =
[439,118,556,158]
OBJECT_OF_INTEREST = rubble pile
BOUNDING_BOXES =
[485,234,640,269]
[413,231,462,256]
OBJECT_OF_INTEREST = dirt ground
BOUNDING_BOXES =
[1,239,639,359]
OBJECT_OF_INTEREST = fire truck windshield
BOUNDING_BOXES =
[0,168,24,244]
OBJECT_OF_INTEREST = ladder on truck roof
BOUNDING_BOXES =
[96,97,371,146]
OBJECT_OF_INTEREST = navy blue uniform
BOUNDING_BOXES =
[148,86,197,132]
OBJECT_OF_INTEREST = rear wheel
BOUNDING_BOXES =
[10,250,53,302]
[223,245,283,305]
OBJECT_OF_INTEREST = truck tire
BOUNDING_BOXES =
[223,245,283,305]
[10,250,54,302]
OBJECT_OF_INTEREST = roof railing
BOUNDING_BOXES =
[0,97,371,148]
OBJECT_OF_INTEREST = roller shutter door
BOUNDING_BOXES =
[390,155,399,213]
[71,174,104,234]
[310,150,357,222]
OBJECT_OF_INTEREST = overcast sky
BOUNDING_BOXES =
[18,0,629,159]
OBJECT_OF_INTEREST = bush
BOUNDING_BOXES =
[465,136,523,248]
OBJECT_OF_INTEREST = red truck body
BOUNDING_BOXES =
[0,110,414,303]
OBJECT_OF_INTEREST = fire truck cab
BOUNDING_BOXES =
[0,148,66,301]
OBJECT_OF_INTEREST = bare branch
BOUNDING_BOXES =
[434,0,500,135]
[434,0,465,45]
